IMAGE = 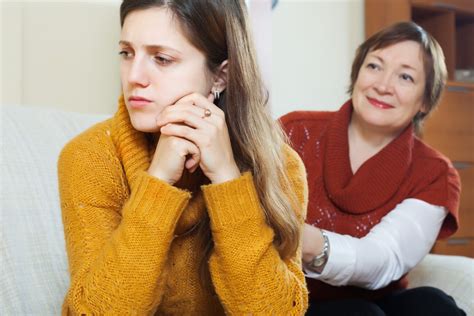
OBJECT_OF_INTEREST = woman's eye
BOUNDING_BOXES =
[154,55,172,66]
[367,63,379,70]
[118,51,132,59]
[401,73,414,83]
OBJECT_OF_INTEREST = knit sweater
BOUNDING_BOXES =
[280,101,460,301]
[58,96,309,315]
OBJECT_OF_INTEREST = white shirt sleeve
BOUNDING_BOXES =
[304,198,447,290]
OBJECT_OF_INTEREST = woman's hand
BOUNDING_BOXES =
[156,92,240,184]
[302,223,325,264]
[147,133,201,185]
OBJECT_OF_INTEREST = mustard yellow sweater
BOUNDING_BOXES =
[58,97,308,315]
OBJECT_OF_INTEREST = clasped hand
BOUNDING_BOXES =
[148,93,240,185]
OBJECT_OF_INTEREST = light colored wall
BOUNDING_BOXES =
[247,0,273,91]
[1,1,122,114]
[271,0,364,118]
[1,2,23,106]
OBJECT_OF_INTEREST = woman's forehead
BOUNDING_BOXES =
[120,7,194,55]
[367,41,424,69]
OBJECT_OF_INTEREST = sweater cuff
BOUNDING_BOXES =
[123,171,191,230]
[201,172,265,229]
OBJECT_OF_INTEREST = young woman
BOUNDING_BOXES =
[58,1,308,314]
[281,22,465,315]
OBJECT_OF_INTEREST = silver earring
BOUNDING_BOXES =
[212,88,220,100]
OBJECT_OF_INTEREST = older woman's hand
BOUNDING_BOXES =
[302,223,326,264]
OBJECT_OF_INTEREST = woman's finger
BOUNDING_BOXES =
[184,143,201,172]
[156,104,213,129]
[174,92,224,118]
[160,123,205,148]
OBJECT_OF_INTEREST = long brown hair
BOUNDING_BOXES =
[120,0,301,290]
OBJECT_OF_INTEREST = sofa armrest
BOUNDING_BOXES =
[407,254,473,315]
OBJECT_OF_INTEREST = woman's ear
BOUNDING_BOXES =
[420,103,428,114]
[212,60,228,93]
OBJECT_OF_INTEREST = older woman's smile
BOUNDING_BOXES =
[367,97,394,109]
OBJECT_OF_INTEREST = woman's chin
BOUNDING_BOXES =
[130,118,160,133]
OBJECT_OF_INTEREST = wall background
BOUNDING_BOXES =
[271,0,364,117]
[1,0,364,117]
[1,1,122,114]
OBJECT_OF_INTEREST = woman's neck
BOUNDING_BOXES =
[348,114,401,174]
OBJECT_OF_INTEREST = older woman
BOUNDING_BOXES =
[58,0,308,314]
[281,22,464,315]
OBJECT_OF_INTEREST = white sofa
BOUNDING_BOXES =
[1,105,473,315]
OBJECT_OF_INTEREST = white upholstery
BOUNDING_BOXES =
[0,105,472,315]
[1,105,108,315]
[408,254,473,315]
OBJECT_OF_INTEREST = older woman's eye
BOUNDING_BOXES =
[367,63,380,70]
[118,51,132,59]
[401,73,414,83]
[154,55,172,66]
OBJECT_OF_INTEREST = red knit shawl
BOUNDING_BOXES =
[280,100,460,301]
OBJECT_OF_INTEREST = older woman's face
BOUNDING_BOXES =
[352,40,426,134]
[119,7,213,132]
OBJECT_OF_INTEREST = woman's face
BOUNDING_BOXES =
[352,40,426,134]
[120,7,214,132]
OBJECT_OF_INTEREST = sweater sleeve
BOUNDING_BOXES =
[202,146,309,315]
[58,137,191,315]
[304,199,447,289]
[410,156,461,239]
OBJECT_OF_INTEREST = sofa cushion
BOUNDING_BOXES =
[408,254,474,315]
[1,105,108,315]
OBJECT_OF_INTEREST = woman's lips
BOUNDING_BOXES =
[128,96,152,109]
[367,97,394,109]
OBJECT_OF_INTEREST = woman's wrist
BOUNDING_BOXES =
[302,225,326,263]
[307,230,330,274]
[147,166,175,185]
[211,165,241,184]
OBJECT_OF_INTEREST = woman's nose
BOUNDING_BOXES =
[373,73,394,95]
[128,57,150,88]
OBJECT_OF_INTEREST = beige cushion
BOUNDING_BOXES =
[0,105,107,315]
[408,254,474,315]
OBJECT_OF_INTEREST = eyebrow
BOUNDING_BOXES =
[369,54,417,71]
[119,40,182,55]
